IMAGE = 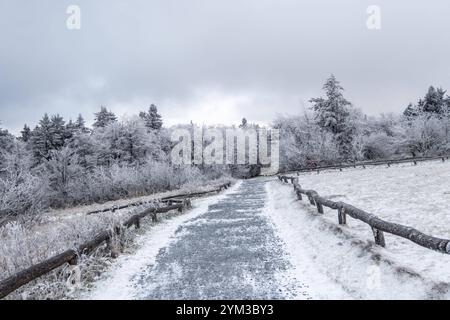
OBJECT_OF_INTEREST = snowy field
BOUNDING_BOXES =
[280,159,450,297]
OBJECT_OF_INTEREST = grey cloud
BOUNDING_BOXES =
[1,0,450,133]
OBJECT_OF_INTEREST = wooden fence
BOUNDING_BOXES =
[86,183,232,215]
[0,182,231,299]
[281,155,449,175]
[278,175,450,254]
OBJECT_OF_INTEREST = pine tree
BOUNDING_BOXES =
[20,124,32,142]
[75,114,89,133]
[421,86,446,114]
[49,114,67,149]
[93,106,117,128]
[139,104,163,130]
[66,119,77,138]
[0,122,14,154]
[239,118,248,129]
[310,75,354,159]
[31,114,53,162]
[403,103,421,119]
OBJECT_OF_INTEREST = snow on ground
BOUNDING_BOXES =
[280,159,450,298]
[82,181,242,300]
[265,180,446,299]
[262,181,350,300]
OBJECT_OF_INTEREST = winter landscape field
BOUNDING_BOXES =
[277,160,450,298]
[2,0,450,305]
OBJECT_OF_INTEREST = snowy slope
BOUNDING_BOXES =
[282,159,450,297]
[264,180,438,299]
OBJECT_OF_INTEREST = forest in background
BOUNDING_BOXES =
[275,75,450,171]
[2,75,450,220]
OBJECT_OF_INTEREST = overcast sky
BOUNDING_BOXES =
[1,0,450,134]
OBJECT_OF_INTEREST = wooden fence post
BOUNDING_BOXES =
[338,207,346,225]
[115,225,125,253]
[316,201,324,214]
[134,217,141,229]
[372,227,386,247]
[68,254,78,266]
[106,235,119,259]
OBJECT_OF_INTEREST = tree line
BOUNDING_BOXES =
[0,104,224,220]
[274,75,450,171]
[2,76,450,217]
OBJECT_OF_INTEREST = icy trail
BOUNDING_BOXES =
[85,178,349,300]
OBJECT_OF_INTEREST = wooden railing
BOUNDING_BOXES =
[281,155,449,175]
[0,182,232,299]
[86,183,232,215]
[277,176,450,254]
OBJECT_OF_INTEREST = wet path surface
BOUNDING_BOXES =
[133,178,308,299]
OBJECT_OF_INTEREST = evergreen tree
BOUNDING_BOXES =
[310,75,354,159]
[66,119,77,138]
[139,104,163,130]
[20,124,32,142]
[93,106,117,128]
[239,118,248,129]
[403,103,421,119]
[31,114,53,162]
[75,114,89,133]
[0,123,14,154]
[310,75,351,134]
[421,86,446,114]
[49,114,67,149]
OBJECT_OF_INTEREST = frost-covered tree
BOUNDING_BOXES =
[0,144,48,218]
[401,114,446,156]
[310,75,354,159]
[93,106,117,128]
[93,119,164,166]
[273,113,340,170]
[45,147,82,206]
[403,103,420,119]
[139,104,163,131]
[30,114,53,163]
[75,114,89,133]
[49,114,69,149]
[67,132,96,170]
[420,86,447,114]
[239,118,248,129]
[65,119,77,138]
[404,86,449,118]
[20,124,32,143]
[0,126,14,155]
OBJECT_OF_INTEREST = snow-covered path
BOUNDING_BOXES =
[85,178,349,300]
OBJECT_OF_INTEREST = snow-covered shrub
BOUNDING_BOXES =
[361,133,397,160]
[0,206,137,299]
[0,146,49,220]
[402,114,446,156]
